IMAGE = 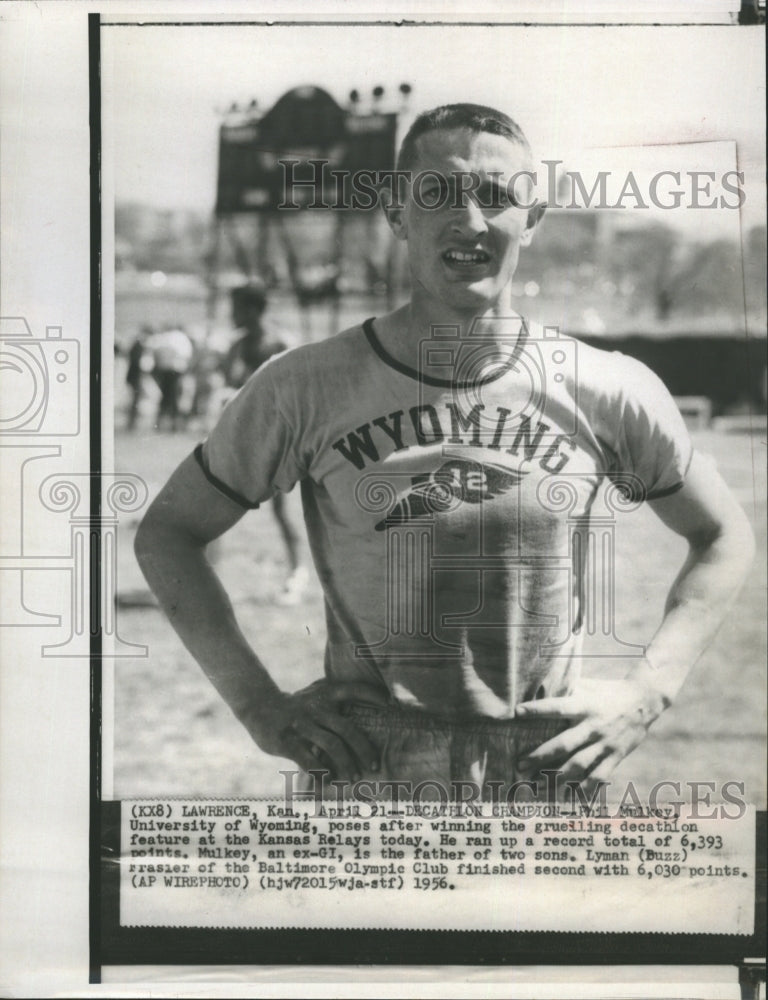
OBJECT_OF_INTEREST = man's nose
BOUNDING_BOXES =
[450,197,488,237]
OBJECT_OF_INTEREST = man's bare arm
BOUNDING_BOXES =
[134,453,385,779]
[629,449,755,704]
[515,451,756,790]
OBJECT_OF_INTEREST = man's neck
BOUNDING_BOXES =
[375,293,526,381]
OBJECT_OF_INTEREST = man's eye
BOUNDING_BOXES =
[481,185,514,208]
[417,181,449,207]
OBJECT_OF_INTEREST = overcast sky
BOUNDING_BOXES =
[103,23,765,236]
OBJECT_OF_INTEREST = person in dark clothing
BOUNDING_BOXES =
[125,325,153,431]
[151,324,194,432]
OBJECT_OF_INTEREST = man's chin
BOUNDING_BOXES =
[445,279,503,310]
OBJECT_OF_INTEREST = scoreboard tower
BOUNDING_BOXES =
[209,84,409,337]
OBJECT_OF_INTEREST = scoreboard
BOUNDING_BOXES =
[215,86,398,214]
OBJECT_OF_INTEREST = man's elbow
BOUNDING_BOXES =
[698,504,756,577]
[133,506,162,574]
[134,502,182,568]
[734,509,756,570]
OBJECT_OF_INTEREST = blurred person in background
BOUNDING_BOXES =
[125,324,154,431]
[225,283,287,388]
[150,323,194,432]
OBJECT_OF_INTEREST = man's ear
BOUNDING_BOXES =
[520,201,546,247]
[381,187,409,242]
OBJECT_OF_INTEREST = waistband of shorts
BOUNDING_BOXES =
[341,701,567,738]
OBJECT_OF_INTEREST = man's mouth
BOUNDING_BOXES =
[442,248,491,266]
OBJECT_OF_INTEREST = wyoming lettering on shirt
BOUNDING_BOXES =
[198,317,693,718]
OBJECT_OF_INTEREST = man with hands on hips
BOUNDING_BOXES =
[135,104,754,799]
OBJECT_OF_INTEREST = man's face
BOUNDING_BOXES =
[389,128,543,312]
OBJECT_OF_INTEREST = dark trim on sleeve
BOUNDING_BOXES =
[646,446,695,502]
[646,480,685,501]
[193,443,260,510]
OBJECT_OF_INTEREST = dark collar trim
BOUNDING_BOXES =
[362,316,529,389]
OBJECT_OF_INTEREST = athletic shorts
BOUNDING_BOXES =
[306,702,569,801]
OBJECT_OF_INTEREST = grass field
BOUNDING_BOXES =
[110,415,766,804]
